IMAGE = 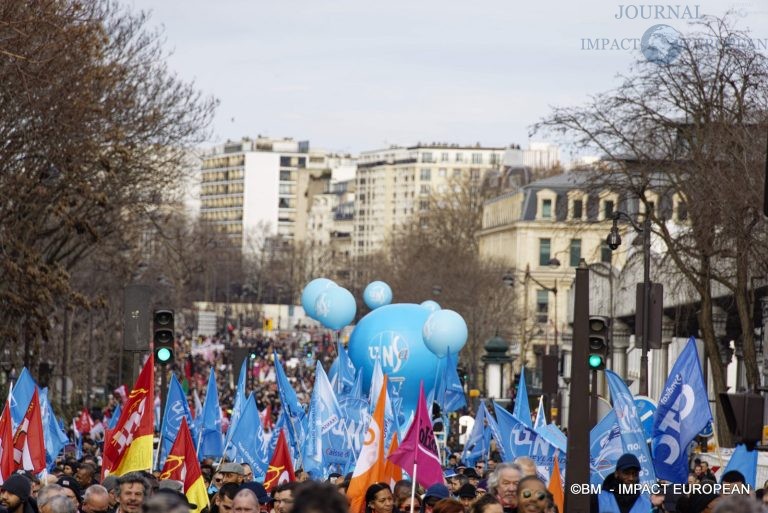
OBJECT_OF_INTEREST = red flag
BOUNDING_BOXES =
[160,418,209,513]
[0,396,15,483]
[263,429,295,493]
[102,356,154,477]
[261,404,273,431]
[75,408,94,434]
[12,388,46,473]
[387,382,443,489]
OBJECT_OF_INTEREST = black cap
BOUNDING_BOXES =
[615,453,641,471]
[456,483,477,499]
[57,476,83,503]
[240,482,272,504]
[1,474,31,503]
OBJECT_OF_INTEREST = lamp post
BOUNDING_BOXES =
[606,210,651,396]
[504,261,561,355]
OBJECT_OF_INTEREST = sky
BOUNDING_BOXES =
[128,0,768,157]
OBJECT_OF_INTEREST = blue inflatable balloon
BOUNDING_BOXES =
[301,278,336,319]
[348,304,441,424]
[315,286,357,330]
[420,300,441,313]
[363,281,393,310]
[422,309,468,357]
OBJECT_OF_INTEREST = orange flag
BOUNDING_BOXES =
[0,394,14,483]
[160,418,209,513]
[102,356,154,477]
[12,388,46,474]
[383,433,403,488]
[264,428,295,493]
[548,455,564,513]
[347,375,388,513]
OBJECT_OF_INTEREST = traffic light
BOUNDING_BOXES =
[588,315,610,370]
[153,309,175,365]
[720,392,764,449]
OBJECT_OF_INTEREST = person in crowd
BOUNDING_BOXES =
[681,484,720,513]
[142,490,192,513]
[699,462,716,482]
[512,457,537,479]
[272,482,298,513]
[449,474,468,496]
[393,481,413,507]
[720,471,748,494]
[1,475,36,513]
[515,477,548,513]
[239,482,272,513]
[37,485,68,513]
[456,484,476,511]
[462,469,480,489]
[692,464,704,482]
[75,464,98,490]
[81,485,111,513]
[467,495,502,513]
[487,463,521,513]
[544,491,557,513]
[232,489,260,513]
[241,464,253,483]
[100,476,119,513]
[56,477,82,509]
[220,463,245,486]
[432,498,464,513]
[592,453,649,513]
[48,496,77,513]
[294,470,309,483]
[365,483,394,513]
[712,494,764,512]
[421,484,451,513]
[212,483,240,513]
[327,473,343,485]
[62,461,78,477]
[397,494,421,513]
[115,472,149,513]
[292,482,349,513]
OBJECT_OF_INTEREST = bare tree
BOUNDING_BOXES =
[0,0,216,379]
[535,15,768,445]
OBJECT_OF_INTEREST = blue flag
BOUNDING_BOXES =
[230,394,271,479]
[39,388,68,470]
[159,374,197,468]
[460,401,492,465]
[493,402,563,478]
[605,370,656,485]
[107,403,122,430]
[273,352,307,450]
[11,368,36,427]
[513,371,532,428]
[303,362,349,479]
[539,423,568,453]
[225,360,249,460]
[198,367,224,458]
[329,341,356,396]
[721,444,757,489]
[651,337,711,483]
[590,410,623,486]
[336,393,371,474]
[435,350,467,413]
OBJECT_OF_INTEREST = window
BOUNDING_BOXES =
[569,239,581,267]
[280,170,294,181]
[419,200,429,211]
[420,184,430,194]
[453,169,462,177]
[604,200,614,219]
[280,156,291,167]
[539,239,551,266]
[420,168,432,180]
[572,200,583,219]
[455,153,464,162]
[439,168,447,177]
[441,152,449,162]
[601,242,613,264]
[541,199,552,219]
[421,152,433,163]
[536,290,549,323]
[472,153,483,164]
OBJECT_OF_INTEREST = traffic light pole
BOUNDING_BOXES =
[565,261,590,513]
[639,213,651,397]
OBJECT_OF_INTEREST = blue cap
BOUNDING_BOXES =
[423,483,451,500]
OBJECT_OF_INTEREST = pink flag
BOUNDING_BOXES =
[387,382,444,489]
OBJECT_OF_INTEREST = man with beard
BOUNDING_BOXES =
[1,474,36,513]
[592,453,651,513]
[487,463,521,513]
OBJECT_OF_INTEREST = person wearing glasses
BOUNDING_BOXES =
[82,485,111,513]
[273,482,298,513]
[515,477,548,513]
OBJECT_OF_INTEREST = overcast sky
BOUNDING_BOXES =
[128,0,767,157]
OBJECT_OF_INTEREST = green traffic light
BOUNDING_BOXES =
[588,354,604,369]
[156,347,173,363]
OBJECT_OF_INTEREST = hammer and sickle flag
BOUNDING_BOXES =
[160,417,209,513]
[264,428,295,492]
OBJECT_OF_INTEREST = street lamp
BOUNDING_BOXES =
[606,210,652,396]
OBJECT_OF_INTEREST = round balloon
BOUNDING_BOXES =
[301,278,336,319]
[348,303,441,424]
[363,281,393,310]
[422,309,468,357]
[315,286,357,330]
[420,300,441,313]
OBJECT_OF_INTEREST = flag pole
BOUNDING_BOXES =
[409,462,418,513]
